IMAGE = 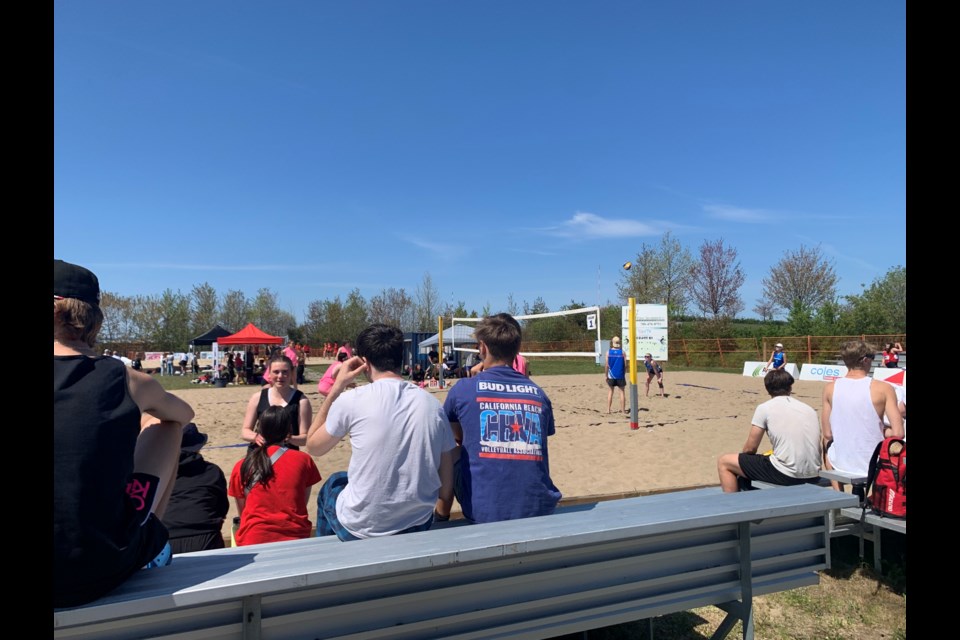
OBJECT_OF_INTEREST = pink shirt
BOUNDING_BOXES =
[512,354,528,376]
[283,346,299,368]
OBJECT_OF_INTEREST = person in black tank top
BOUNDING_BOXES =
[54,259,195,608]
[241,353,312,450]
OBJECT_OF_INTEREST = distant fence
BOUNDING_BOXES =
[523,334,906,370]
[664,334,906,369]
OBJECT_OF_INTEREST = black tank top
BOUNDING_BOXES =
[54,355,147,604]
[253,388,305,450]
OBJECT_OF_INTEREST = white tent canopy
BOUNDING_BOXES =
[418,324,477,350]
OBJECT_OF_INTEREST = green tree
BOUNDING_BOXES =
[190,282,220,335]
[369,287,415,330]
[154,289,191,350]
[220,290,250,332]
[689,238,744,318]
[250,288,295,336]
[761,244,838,317]
[841,266,906,334]
[99,291,135,344]
[342,289,370,342]
[785,300,814,336]
[617,231,693,317]
[415,272,441,332]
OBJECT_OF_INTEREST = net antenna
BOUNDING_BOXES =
[452,306,603,359]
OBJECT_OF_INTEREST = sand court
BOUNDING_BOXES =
[176,370,827,541]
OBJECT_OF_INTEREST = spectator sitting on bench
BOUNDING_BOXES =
[439,313,562,524]
[821,340,904,490]
[54,259,194,608]
[161,423,229,554]
[228,406,322,546]
[717,369,822,492]
[306,324,457,540]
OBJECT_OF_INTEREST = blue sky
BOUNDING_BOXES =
[54,1,905,323]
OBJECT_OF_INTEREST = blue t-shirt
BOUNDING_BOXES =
[443,365,561,523]
[607,348,625,380]
[771,352,785,368]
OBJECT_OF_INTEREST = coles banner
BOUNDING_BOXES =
[798,363,848,381]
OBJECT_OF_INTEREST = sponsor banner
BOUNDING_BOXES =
[200,351,215,361]
[873,368,906,387]
[621,304,668,361]
[799,363,848,381]
[145,351,164,361]
[742,362,801,378]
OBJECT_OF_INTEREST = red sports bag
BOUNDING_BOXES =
[865,437,906,519]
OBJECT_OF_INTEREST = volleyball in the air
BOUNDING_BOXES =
[623,261,632,270]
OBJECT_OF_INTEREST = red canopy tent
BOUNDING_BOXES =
[216,323,284,346]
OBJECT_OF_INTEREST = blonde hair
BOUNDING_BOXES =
[54,298,103,347]
[839,340,877,370]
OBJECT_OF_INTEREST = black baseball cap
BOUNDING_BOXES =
[54,259,101,307]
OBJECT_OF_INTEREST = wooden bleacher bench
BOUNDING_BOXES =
[818,468,907,574]
[54,484,855,640]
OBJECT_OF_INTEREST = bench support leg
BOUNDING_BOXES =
[872,525,882,574]
[242,595,261,640]
[711,522,754,640]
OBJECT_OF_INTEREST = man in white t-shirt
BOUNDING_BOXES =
[306,324,457,540]
[717,369,822,492]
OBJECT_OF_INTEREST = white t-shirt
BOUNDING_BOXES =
[751,395,822,479]
[325,378,457,538]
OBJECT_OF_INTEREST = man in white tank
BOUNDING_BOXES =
[821,340,904,489]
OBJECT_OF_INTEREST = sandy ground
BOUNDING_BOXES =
[173,370,826,541]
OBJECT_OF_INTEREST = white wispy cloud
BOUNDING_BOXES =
[703,204,778,223]
[797,237,877,272]
[400,235,450,254]
[549,212,661,238]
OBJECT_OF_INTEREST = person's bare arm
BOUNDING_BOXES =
[306,357,366,456]
[449,420,464,445]
[126,369,194,425]
[742,426,766,454]
[878,382,905,438]
[821,382,834,446]
[234,496,246,515]
[286,396,311,447]
[434,447,458,518]
[240,392,264,446]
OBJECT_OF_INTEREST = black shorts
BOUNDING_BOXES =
[737,454,818,487]
[54,513,169,609]
[606,377,626,388]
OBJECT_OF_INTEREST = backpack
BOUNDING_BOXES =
[864,437,906,519]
